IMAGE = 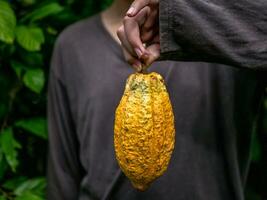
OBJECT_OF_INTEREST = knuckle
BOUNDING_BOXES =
[144,6,151,13]
[123,16,131,24]
[143,24,151,31]
[151,52,160,61]
[123,50,133,63]
[127,58,135,65]
[125,54,136,64]
[117,27,124,37]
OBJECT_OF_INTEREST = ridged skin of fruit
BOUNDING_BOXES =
[114,72,175,191]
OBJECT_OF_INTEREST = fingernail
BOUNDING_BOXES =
[138,64,143,72]
[133,63,142,72]
[137,66,142,72]
[132,64,138,70]
[127,7,135,16]
[142,53,149,59]
[135,48,143,58]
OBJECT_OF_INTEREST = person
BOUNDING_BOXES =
[118,0,267,70]
[47,0,267,200]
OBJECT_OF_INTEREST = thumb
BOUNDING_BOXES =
[143,43,160,68]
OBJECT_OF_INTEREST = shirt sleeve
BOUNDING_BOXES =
[46,41,84,200]
[159,0,267,70]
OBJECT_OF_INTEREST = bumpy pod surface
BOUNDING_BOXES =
[114,72,175,191]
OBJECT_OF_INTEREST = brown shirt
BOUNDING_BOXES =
[47,15,266,200]
[159,0,267,71]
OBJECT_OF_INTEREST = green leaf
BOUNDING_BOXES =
[14,177,46,197]
[0,195,6,200]
[101,0,113,9]
[0,103,8,120]
[16,192,43,200]
[21,2,64,23]
[66,0,75,5]
[0,128,21,172]
[3,176,28,190]
[245,189,261,200]
[0,43,15,57]
[16,26,45,51]
[46,26,58,35]
[23,68,45,93]
[19,52,43,67]
[11,61,27,79]
[0,148,8,180]
[52,9,79,24]
[250,132,261,162]
[0,1,16,43]
[15,118,47,139]
[21,0,36,7]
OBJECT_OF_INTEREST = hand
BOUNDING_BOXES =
[117,0,160,71]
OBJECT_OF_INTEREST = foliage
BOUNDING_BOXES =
[0,0,266,199]
[0,0,112,199]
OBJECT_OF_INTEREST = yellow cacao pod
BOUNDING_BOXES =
[114,72,175,191]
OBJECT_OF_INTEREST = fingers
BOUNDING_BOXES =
[117,26,135,56]
[141,29,154,43]
[122,48,143,72]
[127,0,150,16]
[123,6,150,58]
[142,5,158,33]
[119,1,160,68]
[117,25,143,71]
[143,35,160,67]
[143,44,160,68]
[141,24,159,43]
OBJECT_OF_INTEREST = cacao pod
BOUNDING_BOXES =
[114,72,175,191]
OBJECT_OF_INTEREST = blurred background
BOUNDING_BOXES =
[0,0,266,199]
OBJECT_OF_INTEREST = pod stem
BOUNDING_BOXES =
[140,66,149,74]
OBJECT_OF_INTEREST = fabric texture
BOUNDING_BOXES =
[47,15,267,200]
[159,0,267,71]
